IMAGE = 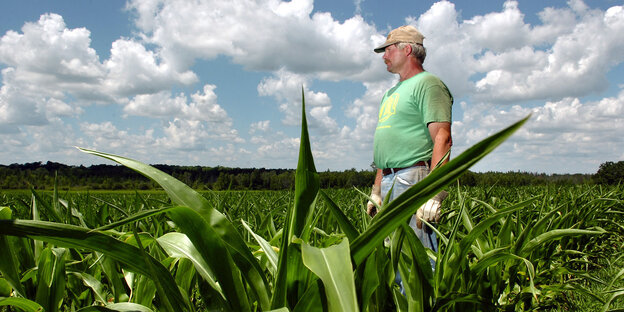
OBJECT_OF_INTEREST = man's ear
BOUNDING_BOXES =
[403,44,413,56]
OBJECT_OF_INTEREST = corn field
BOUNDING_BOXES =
[1,97,623,311]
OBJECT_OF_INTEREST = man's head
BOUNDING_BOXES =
[374,25,425,53]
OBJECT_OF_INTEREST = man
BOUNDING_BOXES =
[367,25,452,257]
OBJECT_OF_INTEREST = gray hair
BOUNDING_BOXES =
[397,42,426,64]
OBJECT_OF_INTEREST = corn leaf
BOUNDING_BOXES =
[301,239,358,312]
[0,297,44,312]
[69,271,110,304]
[273,89,320,309]
[75,302,154,311]
[242,220,279,274]
[166,206,250,311]
[35,247,67,312]
[77,147,271,310]
[319,190,359,241]
[0,219,190,311]
[0,207,27,298]
[157,232,221,294]
[519,227,607,256]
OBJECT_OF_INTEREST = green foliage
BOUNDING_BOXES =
[594,161,624,184]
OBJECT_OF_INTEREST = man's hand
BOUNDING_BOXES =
[416,191,448,228]
[367,184,382,217]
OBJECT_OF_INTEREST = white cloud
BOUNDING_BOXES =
[125,0,386,82]
[209,144,252,165]
[122,84,246,154]
[103,38,197,97]
[407,1,624,104]
[250,120,271,134]
[0,12,199,135]
[124,84,228,122]
[257,69,337,132]
[453,88,624,173]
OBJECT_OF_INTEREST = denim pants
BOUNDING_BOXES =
[381,165,438,293]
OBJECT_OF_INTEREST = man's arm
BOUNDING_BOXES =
[413,121,452,228]
[367,168,383,216]
[428,121,452,170]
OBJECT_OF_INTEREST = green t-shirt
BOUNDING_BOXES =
[373,71,453,169]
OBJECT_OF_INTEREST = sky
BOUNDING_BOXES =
[0,0,623,174]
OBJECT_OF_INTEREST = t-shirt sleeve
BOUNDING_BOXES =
[423,83,453,124]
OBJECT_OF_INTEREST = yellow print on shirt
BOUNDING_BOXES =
[378,93,399,123]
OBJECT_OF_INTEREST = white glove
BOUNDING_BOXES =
[366,184,382,217]
[416,191,448,229]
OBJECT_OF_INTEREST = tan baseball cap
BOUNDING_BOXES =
[374,25,425,53]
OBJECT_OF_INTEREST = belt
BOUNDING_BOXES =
[382,160,430,176]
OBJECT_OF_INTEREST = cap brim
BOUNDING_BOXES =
[373,42,393,53]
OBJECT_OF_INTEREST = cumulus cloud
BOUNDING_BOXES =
[0,13,199,132]
[125,0,386,81]
[408,0,624,104]
[130,85,245,150]
[257,69,337,132]
[124,84,228,122]
[453,88,624,173]
[1,0,623,174]
[103,39,197,97]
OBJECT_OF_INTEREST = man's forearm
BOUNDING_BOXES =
[374,168,382,188]
[429,122,452,170]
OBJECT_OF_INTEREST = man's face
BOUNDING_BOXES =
[382,43,406,74]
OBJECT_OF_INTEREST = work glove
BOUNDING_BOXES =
[366,184,382,217]
[415,190,448,229]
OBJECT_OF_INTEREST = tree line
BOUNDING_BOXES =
[1,160,621,191]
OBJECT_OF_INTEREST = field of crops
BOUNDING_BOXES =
[1,183,623,311]
[1,106,623,311]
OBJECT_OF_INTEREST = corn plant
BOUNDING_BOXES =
[1,91,617,311]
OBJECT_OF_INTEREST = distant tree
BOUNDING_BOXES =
[594,161,624,184]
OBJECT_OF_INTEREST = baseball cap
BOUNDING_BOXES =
[374,25,425,53]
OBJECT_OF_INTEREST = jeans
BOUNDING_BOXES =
[381,165,437,294]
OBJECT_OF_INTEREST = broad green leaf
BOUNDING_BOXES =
[131,273,157,307]
[0,297,44,312]
[242,220,279,274]
[0,219,190,312]
[433,293,489,311]
[77,147,271,310]
[398,223,434,312]
[273,89,320,309]
[132,229,176,312]
[319,190,359,241]
[29,188,62,223]
[75,302,154,312]
[292,279,326,312]
[351,115,530,266]
[301,239,358,312]
[358,252,380,312]
[100,255,129,302]
[167,206,250,311]
[157,232,221,294]
[0,207,27,297]
[174,258,196,296]
[454,198,536,265]
[69,271,110,304]
[35,247,66,312]
[519,227,607,256]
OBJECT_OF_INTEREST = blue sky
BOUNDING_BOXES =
[1,0,622,174]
